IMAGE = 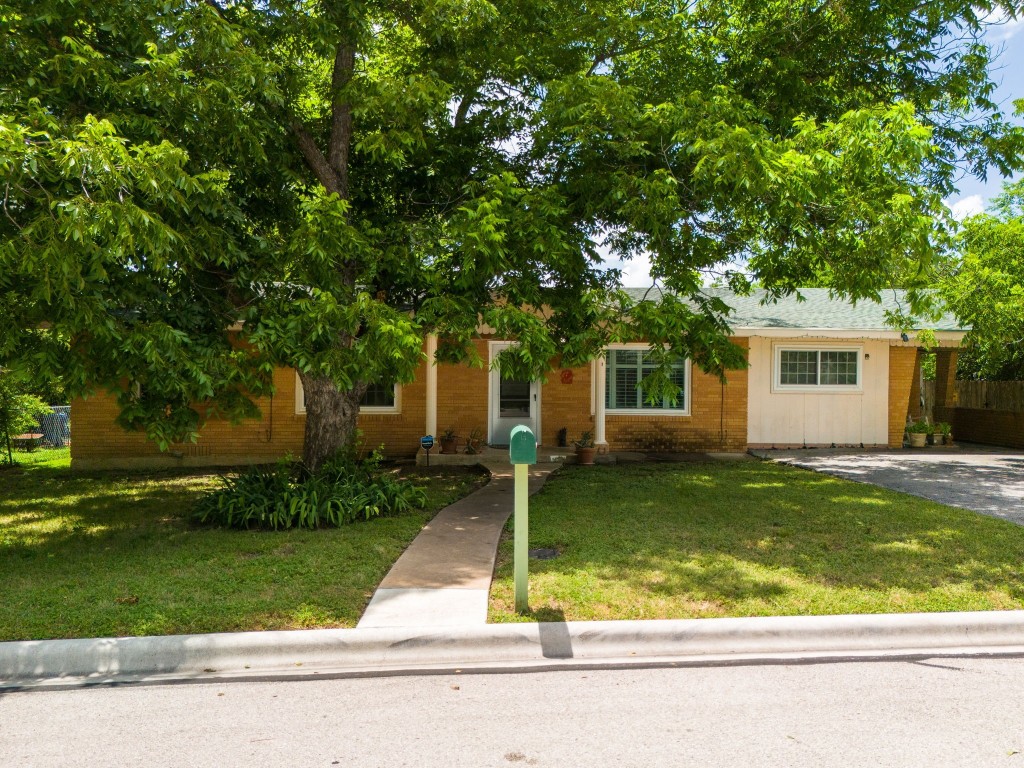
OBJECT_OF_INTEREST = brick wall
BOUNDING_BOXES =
[434,340,595,448]
[435,338,490,443]
[72,336,752,467]
[72,358,430,470]
[539,360,594,447]
[934,349,959,408]
[887,346,920,448]
[605,338,749,452]
[72,366,305,470]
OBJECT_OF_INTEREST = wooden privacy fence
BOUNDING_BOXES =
[955,381,1024,412]
[921,380,1024,421]
[921,380,1024,450]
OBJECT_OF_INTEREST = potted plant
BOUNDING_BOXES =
[930,421,946,446]
[938,421,953,445]
[906,419,930,448]
[464,427,484,455]
[440,426,459,454]
[574,430,597,465]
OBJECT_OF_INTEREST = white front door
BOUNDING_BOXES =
[489,342,540,446]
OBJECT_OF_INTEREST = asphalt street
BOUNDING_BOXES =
[3,657,1024,767]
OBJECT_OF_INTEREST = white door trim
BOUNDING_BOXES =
[488,341,541,445]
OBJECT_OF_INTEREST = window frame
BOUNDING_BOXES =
[294,372,401,415]
[604,344,691,416]
[772,344,863,394]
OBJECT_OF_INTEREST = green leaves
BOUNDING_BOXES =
[941,179,1024,379]
[0,371,50,459]
[1,0,1021,458]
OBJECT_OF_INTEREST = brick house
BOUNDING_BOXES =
[70,289,966,469]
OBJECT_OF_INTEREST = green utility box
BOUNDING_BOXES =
[509,425,537,465]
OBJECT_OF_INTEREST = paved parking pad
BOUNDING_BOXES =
[753,447,1024,525]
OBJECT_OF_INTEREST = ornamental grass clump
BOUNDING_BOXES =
[193,452,426,530]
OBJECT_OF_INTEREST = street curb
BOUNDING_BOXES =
[4,610,1024,691]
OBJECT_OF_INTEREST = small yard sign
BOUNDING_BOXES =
[420,435,434,466]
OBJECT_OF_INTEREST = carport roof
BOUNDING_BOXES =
[623,287,966,332]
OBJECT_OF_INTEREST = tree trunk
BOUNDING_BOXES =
[291,39,363,472]
[300,371,367,471]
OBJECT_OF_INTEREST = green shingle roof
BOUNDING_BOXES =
[622,287,966,332]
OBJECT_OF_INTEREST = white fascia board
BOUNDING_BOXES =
[734,327,966,345]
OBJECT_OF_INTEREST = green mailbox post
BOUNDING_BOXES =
[509,425,537,613]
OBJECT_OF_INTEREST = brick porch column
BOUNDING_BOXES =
[908,349,924,421]
[934,348,959,408]
[425,334,438,438]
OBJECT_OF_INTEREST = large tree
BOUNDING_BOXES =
[2,0,1022,467]
[942,178,1024,380]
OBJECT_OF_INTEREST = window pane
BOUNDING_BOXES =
[361,383,396,408]
[820,351,858,385]
[616,350,640,367]
[613,364,639,409]
[779,350,818,385]
[665,364,687,409]
[499,377,531,417]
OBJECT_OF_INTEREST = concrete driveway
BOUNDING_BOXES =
[752,445,1024,525]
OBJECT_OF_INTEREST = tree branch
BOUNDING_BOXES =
[454,89,477,128]
[290,119,342,195]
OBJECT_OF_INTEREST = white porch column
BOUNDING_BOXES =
[594,354,608,451]
[425,334,438,438]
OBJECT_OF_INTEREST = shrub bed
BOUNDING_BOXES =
[193,453,426,530]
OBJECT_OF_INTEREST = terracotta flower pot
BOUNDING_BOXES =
[440,437,459,454]
[575,446,597,465]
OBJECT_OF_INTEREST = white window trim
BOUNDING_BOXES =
[294,372,401,415]
[772,343,864,394]
[604,344,692,417]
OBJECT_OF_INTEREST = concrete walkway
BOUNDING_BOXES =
[752,445,1024,524]
[357,460,559,628]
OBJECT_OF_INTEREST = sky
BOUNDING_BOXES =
[948,12,1024,218]
[617,14,1024,286]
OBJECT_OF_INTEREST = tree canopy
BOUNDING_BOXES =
[942,178,1024,380]
[2,0,1022,465]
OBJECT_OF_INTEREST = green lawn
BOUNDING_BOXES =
[0,449,486,640]
[489,461,1024,622]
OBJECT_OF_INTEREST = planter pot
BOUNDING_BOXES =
[575,447,597,465]
[930,432,944,446]
[908,432,927,448]
[440,438,459,454]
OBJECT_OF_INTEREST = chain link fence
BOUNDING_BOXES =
[37,405,71,447]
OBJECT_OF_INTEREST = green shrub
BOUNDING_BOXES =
[0,371,51,464]
[192,453,427,530]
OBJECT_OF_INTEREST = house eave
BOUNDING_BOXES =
[733,327,967,346]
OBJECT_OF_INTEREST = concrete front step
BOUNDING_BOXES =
[416,446,569,466]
